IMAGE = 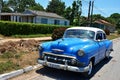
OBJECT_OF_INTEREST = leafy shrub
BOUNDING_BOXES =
[0,21,69,36]
[117,29,120,34]
[52,27,68,40]
[104,29,110,35]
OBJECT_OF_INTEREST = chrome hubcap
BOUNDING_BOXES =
[88,61,92,75]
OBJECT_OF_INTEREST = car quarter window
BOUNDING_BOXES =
[96,32,103,40]
[103,33,106,39]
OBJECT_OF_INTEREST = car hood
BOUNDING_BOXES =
[49,38,94,56]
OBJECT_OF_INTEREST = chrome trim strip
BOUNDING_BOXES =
[52,49,64,52]
[43,52,76,59]
[38,59,89,72]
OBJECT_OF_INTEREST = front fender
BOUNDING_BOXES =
[75,43,99,66]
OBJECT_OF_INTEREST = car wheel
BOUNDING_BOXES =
[83,61,93,77]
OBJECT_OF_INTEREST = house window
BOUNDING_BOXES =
[54,20,60,25]
[41,18,48,24]
[64,21,67,25]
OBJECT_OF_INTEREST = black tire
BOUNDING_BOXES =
[83,61,93,77]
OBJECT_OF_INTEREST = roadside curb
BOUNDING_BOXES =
[0,64,42,80]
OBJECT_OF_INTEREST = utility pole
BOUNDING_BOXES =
[0,0,2,20]
[87,0,94,27]
[90,1,94,26]
[88,1,91,23]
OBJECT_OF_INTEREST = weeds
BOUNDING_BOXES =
[0,61,20,74]
[1,52,14,59]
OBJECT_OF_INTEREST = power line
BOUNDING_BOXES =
[93,6,108,16]
[82,0,108,16]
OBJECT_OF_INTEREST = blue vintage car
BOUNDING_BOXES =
[38,27,113,76]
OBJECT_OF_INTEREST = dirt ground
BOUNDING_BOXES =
[0,39,42,69]
[0,39,40,53]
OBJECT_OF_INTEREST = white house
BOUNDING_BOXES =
[0,10,70,26]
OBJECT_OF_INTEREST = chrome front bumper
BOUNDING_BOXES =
[38,59,90,73]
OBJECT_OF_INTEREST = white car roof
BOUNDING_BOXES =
[67,27,105,33]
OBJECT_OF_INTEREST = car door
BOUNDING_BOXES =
[96,32,106,61]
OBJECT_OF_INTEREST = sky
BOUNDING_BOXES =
[35,0,120,17]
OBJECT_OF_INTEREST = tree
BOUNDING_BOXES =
[92,14,105,21]
[0,0,3,11]
[46,0,65,16]
[1,7,12,12]
[28,3,44,11]
[8,0,37,12]
[107,13,120,29]
[80,16,88,26]
[106,17,116,25]
[70,0,82,25]
[110,13,120,19]
[116,19,120,29]
[108,13,120,24]
[70,1,77,25]
[0,0,12,12]
[64,6,72,20]
[0,0,44,12]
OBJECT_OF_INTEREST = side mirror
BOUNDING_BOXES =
[97,39,101,42]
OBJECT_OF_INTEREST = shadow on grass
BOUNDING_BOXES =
[36,57,112,80]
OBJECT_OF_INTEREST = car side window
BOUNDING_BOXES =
[103,33,106,39]
[96,33,103,40]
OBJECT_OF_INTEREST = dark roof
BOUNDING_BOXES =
[0,10,67,20]
[26,10,65,19]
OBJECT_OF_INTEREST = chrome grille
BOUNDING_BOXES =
[42,52,81,66]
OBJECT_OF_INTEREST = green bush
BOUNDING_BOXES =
[0,21,69,36]
[118,29,120,34]
[52,27,68,40]
[104,29,110,35]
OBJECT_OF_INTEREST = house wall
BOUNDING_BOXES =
[35,16,69,26]
[11,16,21,22]
[105,26,115,33]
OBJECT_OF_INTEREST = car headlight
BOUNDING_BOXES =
[77,50,85,57]
[38,44,43,51]
[38,44,44,59]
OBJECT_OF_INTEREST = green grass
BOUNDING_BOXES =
[11,34,52,38]
[0,61,20,74]
[107,34,120,40]
[0,51,26,74]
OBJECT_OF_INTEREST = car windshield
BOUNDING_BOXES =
[63,29,95,39]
